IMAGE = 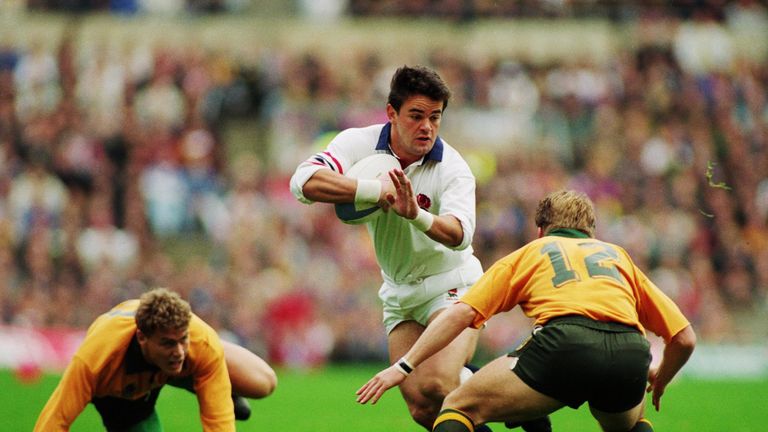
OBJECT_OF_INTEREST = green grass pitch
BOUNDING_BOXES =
[4,365,766,431]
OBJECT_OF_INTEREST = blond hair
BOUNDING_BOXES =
[535,190,596,237]
[135,288,192,336]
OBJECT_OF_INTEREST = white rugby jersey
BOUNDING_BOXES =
[290,123,478,284]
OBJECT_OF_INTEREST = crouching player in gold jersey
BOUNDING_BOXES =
[358,190,696,432]
[34,288,277,432]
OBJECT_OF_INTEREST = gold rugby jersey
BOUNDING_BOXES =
[34,299,234,431]
[461,229,690,342]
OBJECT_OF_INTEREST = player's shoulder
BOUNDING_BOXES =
[432,139,471,170]
[334,123,385,142]
[76,310,137,368]
[189,313,217,335]
[188,314,224,348]
[87,300,139,333]
[328,124,388,168]
[591,237,630,254]
[186,315,226,366]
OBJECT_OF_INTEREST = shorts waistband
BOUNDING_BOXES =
[544,315,640,333]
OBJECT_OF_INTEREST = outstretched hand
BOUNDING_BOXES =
[355,365,407,405]
[381,168,419,219]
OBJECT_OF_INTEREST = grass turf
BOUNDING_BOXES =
[4,364,766,431]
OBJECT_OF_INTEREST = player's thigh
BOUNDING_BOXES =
[388,320,479,400]
[387,320,424,362]
[222,340,277,398]
[389,318,479,370]
[589,400,645,432]
[445,355,564,425]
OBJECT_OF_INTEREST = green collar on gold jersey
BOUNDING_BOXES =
[546,228,590,238]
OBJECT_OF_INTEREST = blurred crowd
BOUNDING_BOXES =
[17,0,768,22]
[0,6,767,368]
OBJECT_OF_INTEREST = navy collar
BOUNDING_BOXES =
[376,123,444,162]
[545,228,591,239]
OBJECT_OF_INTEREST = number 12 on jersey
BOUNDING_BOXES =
[541,241,624,288]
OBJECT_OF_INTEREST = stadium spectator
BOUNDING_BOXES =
[34,287,276,431]
[358,190,697,432]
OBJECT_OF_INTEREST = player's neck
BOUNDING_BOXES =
[389,140,419,168]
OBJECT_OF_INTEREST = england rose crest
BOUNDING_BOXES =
[417,193,431,210]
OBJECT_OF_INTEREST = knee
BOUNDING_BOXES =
[408,403,440,429]
[420,375,456,402]
[236,366,278,399]
[257,368,278,398]
[438,387,485,425]
[252,368,278,398]
[406,378,456,427]
[442,389,463,410]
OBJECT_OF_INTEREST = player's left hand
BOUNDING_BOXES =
[355,365,407,405]
[383,168,419,219]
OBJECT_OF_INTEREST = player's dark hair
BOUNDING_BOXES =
[535,190,596,237]
[387,65,451,112]
[135,288,192,336]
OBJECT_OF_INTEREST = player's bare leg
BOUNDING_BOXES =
[434,355,564,430]
[166,340,276,421]
[222,340,277,398]
[388,319,480,430]
[590,402,648,432]
[221,340,278,421]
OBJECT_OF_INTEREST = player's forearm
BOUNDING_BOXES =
[656,325,696,385]
[421,213,464,247]
[197,373,237,431]
[402,303,476,368]
[34,399,78,431]
[302,169,359,203]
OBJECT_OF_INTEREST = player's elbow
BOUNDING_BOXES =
[444,231,464,249]
[300,175,345,203]
[440,215,471,250]
[299,179,323,202]
[672,325,697,356]
[453,302,479,327]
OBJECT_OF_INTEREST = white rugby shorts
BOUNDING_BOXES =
[379,257,483,334]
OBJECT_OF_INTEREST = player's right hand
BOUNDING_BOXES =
[646,366,665,411]
[355,365,407,405]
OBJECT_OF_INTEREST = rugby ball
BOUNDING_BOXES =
[334,153,400,225]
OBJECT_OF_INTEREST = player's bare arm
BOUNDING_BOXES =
[384,168,464,247]
[647,325,696,411]
[301,169,359,203]
[356,302,477,405]
[303,169,394,206]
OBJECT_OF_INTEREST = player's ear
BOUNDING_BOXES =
[386,104,397,121]
[136,329,147,343]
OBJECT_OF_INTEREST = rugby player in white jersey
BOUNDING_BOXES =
[290,65,549,432]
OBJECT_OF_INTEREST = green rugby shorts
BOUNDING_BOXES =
[92,388,163,431]
[510,315,651,413]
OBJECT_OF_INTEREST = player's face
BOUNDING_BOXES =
[138,327,190,375]
[387,95,444,164]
